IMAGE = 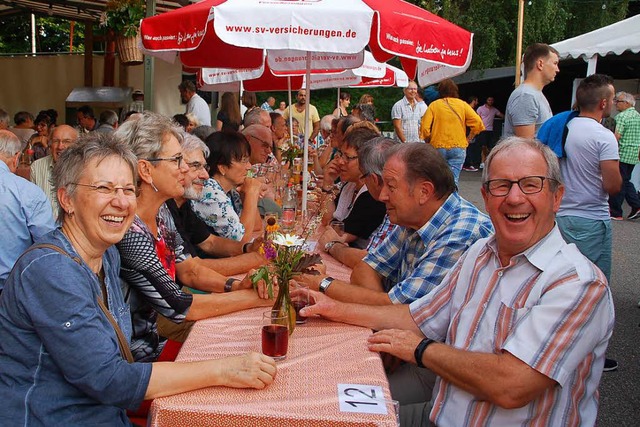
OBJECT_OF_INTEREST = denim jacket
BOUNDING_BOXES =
[0,229,151,426]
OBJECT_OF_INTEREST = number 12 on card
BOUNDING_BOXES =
[337,384,387,414]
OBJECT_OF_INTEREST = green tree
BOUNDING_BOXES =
[0,13,84,54]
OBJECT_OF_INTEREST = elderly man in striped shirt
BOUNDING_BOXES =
[303,137,614,427]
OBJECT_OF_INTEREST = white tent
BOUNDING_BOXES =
[551,14,640,75]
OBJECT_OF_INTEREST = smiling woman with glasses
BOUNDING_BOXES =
[112,113,273,373]
[191,130,264,243]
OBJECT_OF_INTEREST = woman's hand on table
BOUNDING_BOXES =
[217,352,277,389]
[244,270,278,300]
[367,329,424,364]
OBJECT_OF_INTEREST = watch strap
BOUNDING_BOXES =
[414,338,436,368]
[318,276,335,294]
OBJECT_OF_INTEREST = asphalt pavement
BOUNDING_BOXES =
[456,169,640,427]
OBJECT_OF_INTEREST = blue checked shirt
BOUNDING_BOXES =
[363,192,494,303]
[366,214,396,251]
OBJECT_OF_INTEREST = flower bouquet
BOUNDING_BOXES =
[279,141,302,168]
[251,214,323,334]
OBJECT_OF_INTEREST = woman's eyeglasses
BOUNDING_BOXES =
[145,154,184,168]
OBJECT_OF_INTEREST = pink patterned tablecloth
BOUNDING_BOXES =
[149,252,396,426]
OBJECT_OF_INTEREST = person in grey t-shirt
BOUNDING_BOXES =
[504,43,559,138]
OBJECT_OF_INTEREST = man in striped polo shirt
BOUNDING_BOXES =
[303,137,614,427]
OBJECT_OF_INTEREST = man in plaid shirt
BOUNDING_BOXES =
[302,143,493,305]
[608,91,640,219]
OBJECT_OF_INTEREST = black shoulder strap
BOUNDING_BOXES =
[18,244,134,363]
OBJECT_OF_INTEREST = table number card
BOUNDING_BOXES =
[337,384,388,414]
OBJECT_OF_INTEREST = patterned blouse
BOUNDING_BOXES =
[191,178,245,241]
[117,203,192,362]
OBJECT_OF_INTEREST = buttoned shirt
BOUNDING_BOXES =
[615,107,640,164]
[391,97,428,143]
[186,93,212,126]
[0,161,55,289]
[410,227,614,427]
[30,155,58,218]
[0,229,151,425]
[366,214,396,251]
[363,192,494,303]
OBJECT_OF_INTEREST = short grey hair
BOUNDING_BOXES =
[0,109,9,128]
[99,110,119,127]
[192,125,216,142]
[181,132,210,158]
[0,129,21,157]
[244,108,269,127]
[616,91,636,107]
[483,137,563,191]
[358,136,399,177]
[320,115,334,132]
[52,132,138,220]
[115,111,183,160]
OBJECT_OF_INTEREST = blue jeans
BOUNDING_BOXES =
[436,147,466,185]
[608,162,640,217]
[557,216,612,283]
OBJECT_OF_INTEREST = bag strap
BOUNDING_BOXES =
[21,244,134,363]
[444,98,465,126]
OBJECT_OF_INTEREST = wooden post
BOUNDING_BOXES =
[103,30,116,87]
[515,0,525,87]
[84,22,93,87]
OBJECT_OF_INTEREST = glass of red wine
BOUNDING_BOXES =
[291,285,310,325]
[262,310,289,360]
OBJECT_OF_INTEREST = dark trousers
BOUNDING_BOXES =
[609,162,640,217]
[464,130,495,168]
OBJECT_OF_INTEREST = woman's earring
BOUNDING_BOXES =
[150,182,159,192]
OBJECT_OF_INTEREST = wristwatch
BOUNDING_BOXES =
[324,240,344,253]
[318,276,335,294]
[414,338,437,368]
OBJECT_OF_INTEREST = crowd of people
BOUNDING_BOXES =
[0,40,638,426]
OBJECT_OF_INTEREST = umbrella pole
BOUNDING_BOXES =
[287,77,294,150]
[302,51,311,214]
[337,88,340,114]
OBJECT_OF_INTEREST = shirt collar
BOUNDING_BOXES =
[486,224,565,271]
[0,161,9,173]
[415,192,460,243]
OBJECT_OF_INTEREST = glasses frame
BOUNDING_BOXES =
[72,182,138,197]
[248,134,273,149]
[335,150,358,162]
[145,153,184,168]
[186,161,210,173]
[483,175,558,197]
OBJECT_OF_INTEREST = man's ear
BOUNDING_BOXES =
[416,179,435,204]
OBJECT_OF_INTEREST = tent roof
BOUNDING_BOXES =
[0,0,188,22]
[552,14,640,60]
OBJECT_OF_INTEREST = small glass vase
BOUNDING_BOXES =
[271,270,296,335]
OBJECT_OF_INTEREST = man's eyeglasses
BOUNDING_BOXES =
[249,135,272,149]
[187,161,210,172]
[483,176,558,197]
[145,154,183,168]
[614,99,626,103]
[335,150,358,162]
[72,183,137,198]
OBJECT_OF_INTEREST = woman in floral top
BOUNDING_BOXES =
[192,131,264,243]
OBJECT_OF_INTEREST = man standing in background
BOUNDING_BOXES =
[504,43,559,138]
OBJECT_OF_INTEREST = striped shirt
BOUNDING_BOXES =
[363,192,494,303]
[410,226,614,427]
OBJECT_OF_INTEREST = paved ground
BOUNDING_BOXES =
[456,170,640,427]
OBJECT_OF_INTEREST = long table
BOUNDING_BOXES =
[149,252,397,426]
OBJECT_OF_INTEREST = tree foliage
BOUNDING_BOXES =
[411,0,631,69]
[0,14,84,54]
